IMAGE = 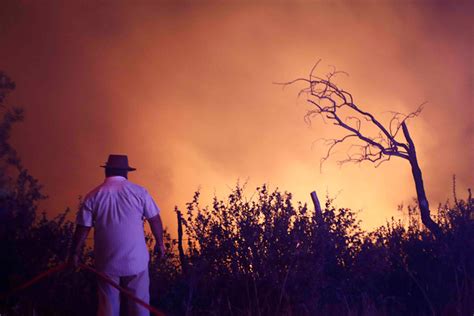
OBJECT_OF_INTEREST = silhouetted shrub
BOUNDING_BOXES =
[147,185,471,315]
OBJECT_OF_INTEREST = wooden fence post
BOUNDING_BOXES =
[311,191,323,226]
[176,207,187,275]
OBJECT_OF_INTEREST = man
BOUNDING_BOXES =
[68,154,165,316]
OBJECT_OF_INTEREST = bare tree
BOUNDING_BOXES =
[281,61,442,237]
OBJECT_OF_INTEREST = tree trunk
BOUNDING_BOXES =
[402,122,442,237]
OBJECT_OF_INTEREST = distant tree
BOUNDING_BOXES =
[0,72,23,176]
[0,72,42,236]
[0,72,96,315]
[282,61,442,237]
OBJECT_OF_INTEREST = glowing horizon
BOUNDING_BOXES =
[1,1,472,234]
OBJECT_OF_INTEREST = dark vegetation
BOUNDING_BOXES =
[1,73,473,315]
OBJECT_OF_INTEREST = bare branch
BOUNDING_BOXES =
[388,103,425,144]
[318,134,357,172]
[280,62,414,168]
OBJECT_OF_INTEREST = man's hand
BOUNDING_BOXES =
[148,214,165,260]
[67,224,91,272]
[154,242,166,260]
[66,254,80,273]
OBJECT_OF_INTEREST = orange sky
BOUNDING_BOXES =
[1,1,473,234]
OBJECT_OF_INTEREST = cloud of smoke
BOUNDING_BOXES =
[1,1,472,232]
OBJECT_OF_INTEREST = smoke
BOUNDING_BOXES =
[1,1,472,231]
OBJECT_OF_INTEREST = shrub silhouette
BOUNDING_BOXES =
[148,185,473,315]
[0,72,96,315]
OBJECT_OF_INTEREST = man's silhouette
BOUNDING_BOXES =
[68,154,165,316]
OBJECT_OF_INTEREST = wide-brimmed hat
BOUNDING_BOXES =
[100,154,136,171]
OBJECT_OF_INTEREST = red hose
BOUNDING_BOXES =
[79,263,164,316]
[0,263,68,299]
[1,263,165,316]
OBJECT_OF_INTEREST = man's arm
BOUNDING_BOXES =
[68,224,92,268]
[148,214,165,259]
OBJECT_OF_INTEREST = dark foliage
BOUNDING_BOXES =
[0,72,96,315]
[1,73,473,315]
[154,186,472,316]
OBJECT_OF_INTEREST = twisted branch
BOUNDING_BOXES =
[277,62,423,170]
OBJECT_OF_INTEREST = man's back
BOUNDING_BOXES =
[69,154,164,316]
[76,176,160,276]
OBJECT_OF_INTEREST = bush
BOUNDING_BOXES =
[149,184,473,315]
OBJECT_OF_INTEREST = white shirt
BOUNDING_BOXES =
[76,176,160,276]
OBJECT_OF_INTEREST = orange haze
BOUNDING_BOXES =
[1,1,473,234]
